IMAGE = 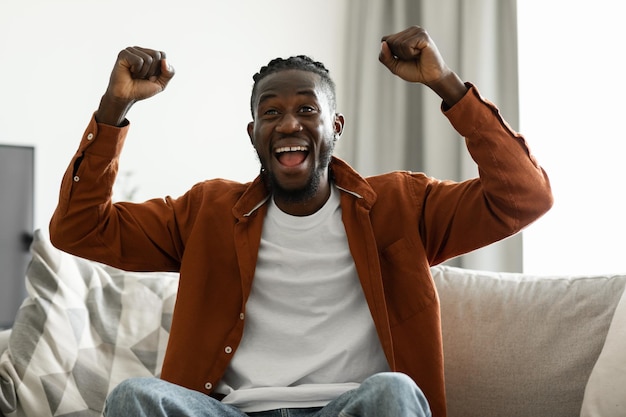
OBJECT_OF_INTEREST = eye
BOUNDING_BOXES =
[299,105,317,113]
[262,108,279,116]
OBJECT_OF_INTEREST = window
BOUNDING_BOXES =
[518,1,626,274]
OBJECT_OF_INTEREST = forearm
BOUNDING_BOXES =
[49,115,184,271]
[50,115,127,254]
[444,84,553,225]
[426,70,468,108]
[95,94,135,127]
[423,85,553,263]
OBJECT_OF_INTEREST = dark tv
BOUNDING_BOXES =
[0,144,34,329]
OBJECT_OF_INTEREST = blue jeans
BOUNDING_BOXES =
[103,372,432,417]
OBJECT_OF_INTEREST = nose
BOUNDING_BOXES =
[275,113,303,133]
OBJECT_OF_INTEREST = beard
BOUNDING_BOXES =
[262,144,333,205]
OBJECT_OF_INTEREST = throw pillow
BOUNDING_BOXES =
[0,230,179,417]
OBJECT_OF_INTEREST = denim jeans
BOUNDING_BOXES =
[103,372,432,417]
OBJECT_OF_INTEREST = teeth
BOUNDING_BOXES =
[275,146,308,154]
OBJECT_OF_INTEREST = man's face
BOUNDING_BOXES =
[248,69,344,214]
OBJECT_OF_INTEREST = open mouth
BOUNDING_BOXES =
[275,146,309,167]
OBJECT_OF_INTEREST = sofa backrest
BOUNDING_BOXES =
[432,265,626,417]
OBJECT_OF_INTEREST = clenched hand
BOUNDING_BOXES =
[96,47,175,126]
[379,26,467,106]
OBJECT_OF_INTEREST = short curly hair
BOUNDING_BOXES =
[250,55,337,117]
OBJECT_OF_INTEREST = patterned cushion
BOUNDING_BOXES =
[0,230,179,417]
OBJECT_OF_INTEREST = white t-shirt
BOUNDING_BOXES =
[216,184,389,412]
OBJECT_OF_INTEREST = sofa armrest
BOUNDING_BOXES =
[432,265,626,417]
[0,329,10,353]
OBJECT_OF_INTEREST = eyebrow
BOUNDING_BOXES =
[257,89,319,106]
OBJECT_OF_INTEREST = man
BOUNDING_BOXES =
[50,25,552,417]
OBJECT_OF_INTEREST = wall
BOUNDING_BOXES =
[0,0,347,231]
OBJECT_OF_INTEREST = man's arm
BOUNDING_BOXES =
[378,25,552,263]
[49,47,181,270]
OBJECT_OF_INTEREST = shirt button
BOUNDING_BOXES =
[204,382,213,390]
[225,346,233,354]
[87,133,94,140]
[239,313,244,320]
[73,176,80,182]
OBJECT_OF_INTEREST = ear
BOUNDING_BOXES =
[333,113,345,139]
[247,121,255,145]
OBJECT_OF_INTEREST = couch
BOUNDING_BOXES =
[1,230,625,417]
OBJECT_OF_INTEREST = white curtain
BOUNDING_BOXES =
[336,0,522,272]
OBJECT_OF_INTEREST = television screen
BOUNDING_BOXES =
[0,144,34,329]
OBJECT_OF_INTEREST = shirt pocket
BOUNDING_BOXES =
[381,237,436,327]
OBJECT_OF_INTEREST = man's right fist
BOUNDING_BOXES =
[96,47,175,126]
[106,46,175,103]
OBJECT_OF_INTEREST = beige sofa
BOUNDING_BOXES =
[1,230,625,417]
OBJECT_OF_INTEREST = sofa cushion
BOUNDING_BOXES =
[0,230,179,417]
[432,265,626,417]
[580,280,626,416]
